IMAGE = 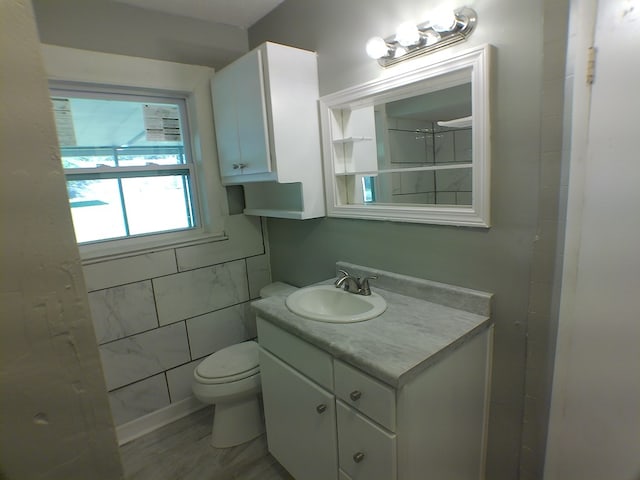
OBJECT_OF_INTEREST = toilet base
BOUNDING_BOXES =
[211,395,265,448]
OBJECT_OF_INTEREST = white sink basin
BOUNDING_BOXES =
[285,285,387,323]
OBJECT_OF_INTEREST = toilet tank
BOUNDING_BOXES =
[259,281,297,298]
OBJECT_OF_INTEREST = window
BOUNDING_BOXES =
[51,89,198,244]
[43,45,226,261]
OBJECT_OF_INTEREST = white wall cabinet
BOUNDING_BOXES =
[211,42,325,219]
[257,317,492,480]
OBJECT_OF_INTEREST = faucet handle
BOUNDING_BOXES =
[335,269,350,287]
[359,275,378,296]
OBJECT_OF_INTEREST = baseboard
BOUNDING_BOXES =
[116,396,208,446]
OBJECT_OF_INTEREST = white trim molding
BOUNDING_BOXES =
[319,44,492,227]
[116,396,207,446]
[40,44,229,257]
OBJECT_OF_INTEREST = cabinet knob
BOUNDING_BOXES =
[350,390,362,401]
[352,452,365,463]
[316,404,327,414]
[232,163,247,170]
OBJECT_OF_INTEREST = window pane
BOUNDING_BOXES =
[53,97,184,149]
[67,179,126,243]
[122,175,193,235]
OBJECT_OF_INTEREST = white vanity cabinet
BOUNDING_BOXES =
[211,42,325,219]
[257,316,493,480]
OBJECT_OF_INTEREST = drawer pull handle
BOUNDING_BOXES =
[353,452,365,463]
[350,390,362,401]
[316,404,327,414]
[232,163,247,170]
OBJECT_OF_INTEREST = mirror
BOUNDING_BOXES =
[319,44,491,227]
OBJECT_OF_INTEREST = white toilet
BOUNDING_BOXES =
[191,282,297,448]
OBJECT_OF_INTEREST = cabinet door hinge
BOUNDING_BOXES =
[586,46,596,85]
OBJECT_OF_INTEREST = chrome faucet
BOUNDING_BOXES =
[334,270,377,296]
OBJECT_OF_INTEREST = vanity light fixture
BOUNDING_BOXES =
[365,6,477,67]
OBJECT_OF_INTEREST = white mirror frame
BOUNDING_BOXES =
[319,44,492,227]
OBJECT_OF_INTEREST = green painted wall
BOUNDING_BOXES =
[250,1,550,478]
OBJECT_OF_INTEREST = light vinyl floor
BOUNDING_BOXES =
[120,408,293,480]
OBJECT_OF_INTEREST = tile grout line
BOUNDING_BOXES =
[97,299,253,347]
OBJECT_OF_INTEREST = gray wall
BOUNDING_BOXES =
[32,0,248,69]
[250,1,565,478]
[0,1,123,477]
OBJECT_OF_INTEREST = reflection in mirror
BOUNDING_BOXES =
[367,82,472,206]
[320,44,490,227]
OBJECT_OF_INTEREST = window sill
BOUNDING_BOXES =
[79,230,228,266]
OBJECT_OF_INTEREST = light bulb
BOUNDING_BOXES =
[430,9,458,32]
[395,22,421,47]
[422,30,441,46]
[393,46,408,58]
[366,36,392,59]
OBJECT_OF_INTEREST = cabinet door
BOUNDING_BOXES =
[213,48,272,177]
[259,348,338,480]
[233,49,272,176]
[211,64,241,177]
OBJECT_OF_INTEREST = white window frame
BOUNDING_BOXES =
[51,86,200,242]
[41,45,228,262]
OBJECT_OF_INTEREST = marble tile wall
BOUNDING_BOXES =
[89,280,159,343]
[393,171,435,197]
[388,129,433,165]
[385,119,472,206]
[153,259,250,326]
[435,168,472,205]
[85,215,272,426]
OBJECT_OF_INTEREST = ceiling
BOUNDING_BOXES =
[114,0,285,29]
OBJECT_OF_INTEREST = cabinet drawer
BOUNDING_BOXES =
[257,317,333,391]
[337,401,396,480]
[334,359,396,431]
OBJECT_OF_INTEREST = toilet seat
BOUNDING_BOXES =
[194,341,259,385]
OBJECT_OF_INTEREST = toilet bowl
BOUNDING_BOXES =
[192,341,263,448]
[191,281,296,448]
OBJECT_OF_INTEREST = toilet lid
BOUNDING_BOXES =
[195,341,259,381]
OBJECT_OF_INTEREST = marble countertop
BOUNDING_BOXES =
[251,263,493,388]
